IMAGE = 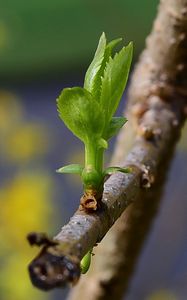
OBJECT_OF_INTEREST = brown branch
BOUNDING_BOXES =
[28,0,187,294]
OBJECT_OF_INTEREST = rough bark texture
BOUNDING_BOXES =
[67,0,187,299]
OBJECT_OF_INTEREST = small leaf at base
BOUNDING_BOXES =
[56,164,83,174]
[80,250,92,274]
[97,138,108,149]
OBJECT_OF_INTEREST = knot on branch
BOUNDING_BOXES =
[141,170,155,188]
[79,189,103,212]
[27,232,81,290]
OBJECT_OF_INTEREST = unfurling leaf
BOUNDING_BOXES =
[104,38,122,61]
[56,164,84,174]
[84,32,106,98]
[100,42,133,123]
[84,34,123,102]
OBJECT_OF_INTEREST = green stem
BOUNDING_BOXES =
[83,141,104,191]
[85,142,104,173]
[85,142,97,168]
[96,148,104,174]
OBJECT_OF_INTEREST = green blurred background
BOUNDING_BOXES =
[0,0,157,80]
[0,1,187,300]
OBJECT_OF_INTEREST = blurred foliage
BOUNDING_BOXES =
[0,172,53,300]
[0,91,49,163]
[0,91,23,130]
[0,0,158,78]
[0,93,55,300]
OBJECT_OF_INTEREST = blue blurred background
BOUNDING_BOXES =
[0,1,187,300]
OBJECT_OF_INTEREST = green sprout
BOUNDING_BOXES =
[56,32,133,211]
[80,249,92,274]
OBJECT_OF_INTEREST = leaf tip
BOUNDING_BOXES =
[56,167,64,173]
[101,31,106,40]
[127,41,133,55]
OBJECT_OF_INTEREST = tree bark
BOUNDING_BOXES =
[68,0,187,299]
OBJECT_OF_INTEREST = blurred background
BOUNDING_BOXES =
[0,0,187,299]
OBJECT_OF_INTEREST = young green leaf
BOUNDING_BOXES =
[103,166,131,176]
[100,42,133,123]
[84,32,106,97]
[84,34,123,102]
[93,38,123,102]
[57,87,104,144]
[104,117,127,140]
[56,164,83,174]
[97,138,108,149]
[104,38,122,62]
